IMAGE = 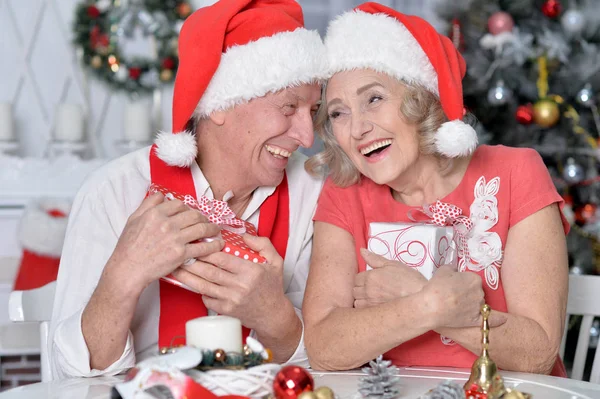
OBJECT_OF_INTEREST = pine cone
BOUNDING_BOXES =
[420,381,466,399]
[358,356,401,399]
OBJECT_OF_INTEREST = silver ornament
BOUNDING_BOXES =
[115,66,129,82]
[563,157,585,184]
[561,9,586,37]
[577,84,596,107]
[139,69,159,87]
[487,80,512,106]
[359,356,401,399]
[419,380,465,399]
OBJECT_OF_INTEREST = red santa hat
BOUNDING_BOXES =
[154,0,327,167]
[14,199,71,290]
[324,2,478,158]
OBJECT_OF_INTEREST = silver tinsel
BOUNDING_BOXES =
[536,28,571,63]
[419,381,466,399]
[358,356,401,399]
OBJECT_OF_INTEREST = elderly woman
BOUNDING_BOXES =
[304,2,568,376]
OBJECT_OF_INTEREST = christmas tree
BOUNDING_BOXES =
[435,0,600,275]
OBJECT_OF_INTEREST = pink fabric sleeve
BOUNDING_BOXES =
[509,148,569,234]
[313,177,353,233]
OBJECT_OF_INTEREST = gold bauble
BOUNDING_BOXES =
[265,348,273,362]
[243,344,252,356]
[533,99,560,128]
[91,55,102,69]
[160,69,174,82]
[314,386,335,399]
[213,348,226,363]
[297,392,318,399]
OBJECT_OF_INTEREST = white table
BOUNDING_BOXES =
[1,367,599,399]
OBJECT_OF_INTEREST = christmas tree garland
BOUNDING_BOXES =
[73,0,193,93]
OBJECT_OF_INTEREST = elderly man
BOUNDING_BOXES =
[48,0,326,379]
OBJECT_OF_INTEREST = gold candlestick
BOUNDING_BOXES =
[464,304,532,399]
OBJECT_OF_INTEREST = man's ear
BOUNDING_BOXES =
[209,110,226,126]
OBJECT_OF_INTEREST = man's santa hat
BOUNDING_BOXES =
[154,0,327,167]
[324,2,478,158]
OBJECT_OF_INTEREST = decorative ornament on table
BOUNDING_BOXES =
[73,0,185,93]
[113,345,280,399]
[272,365,336,399]
[487,12,514,35]
[358,355,401,399]
[515,104,534,125]
[561,8,586,37]
[562,158,585,184]
[464,305,532,399]
[541,0,562,19]
[487,80,512,106]
[272,365,314,399]
[419,381,466,399]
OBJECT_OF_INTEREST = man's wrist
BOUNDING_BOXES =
[254,297,300,341]
[102,256,146,301]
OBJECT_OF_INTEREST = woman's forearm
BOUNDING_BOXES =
[305,293,434,371]
[436,311,560,374]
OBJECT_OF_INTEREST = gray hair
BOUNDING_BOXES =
[305,81,456,187]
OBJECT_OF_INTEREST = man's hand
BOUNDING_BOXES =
[353,249,428,308]
[106,192,224,292]
[170,234,287,330]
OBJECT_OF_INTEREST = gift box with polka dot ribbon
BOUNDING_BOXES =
[148,184,267,292]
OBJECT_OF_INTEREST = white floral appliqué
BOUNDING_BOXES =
[459,176,503,290]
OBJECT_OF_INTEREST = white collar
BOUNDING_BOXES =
[189,162,277,220]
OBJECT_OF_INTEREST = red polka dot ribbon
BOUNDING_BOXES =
[149,184,246,234]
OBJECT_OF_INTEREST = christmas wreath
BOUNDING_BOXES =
[73,0,193,93]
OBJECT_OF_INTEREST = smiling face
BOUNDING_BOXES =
[212,83,321,188]
[325,69,421,186]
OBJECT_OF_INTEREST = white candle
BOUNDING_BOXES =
[55,103,85,142]
[0,102,15,141]
[185,315,242,352]
[124,102,152,142]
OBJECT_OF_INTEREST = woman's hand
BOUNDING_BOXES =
[353,249,427,308]
[422,265,487,329]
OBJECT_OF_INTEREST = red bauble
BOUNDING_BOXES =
[273,365,314,399]
[87,5,100,19]
[563,194,574,206]
[576,204,597,224]
[487,11,514,35]
[162,57,176,70]
[129,67,142,80]
[542,0,562,18]
[465,389,488,399]
[515,104,534,124]
[90,26,110,49]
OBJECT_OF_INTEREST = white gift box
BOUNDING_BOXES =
[367,222,457,279]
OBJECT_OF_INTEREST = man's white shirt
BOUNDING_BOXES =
[48,146,323,380]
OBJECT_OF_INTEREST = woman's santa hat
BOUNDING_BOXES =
[155,0,327,167]
[324,2,478,158]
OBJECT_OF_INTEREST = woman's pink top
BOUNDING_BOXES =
[313,145,569,376]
